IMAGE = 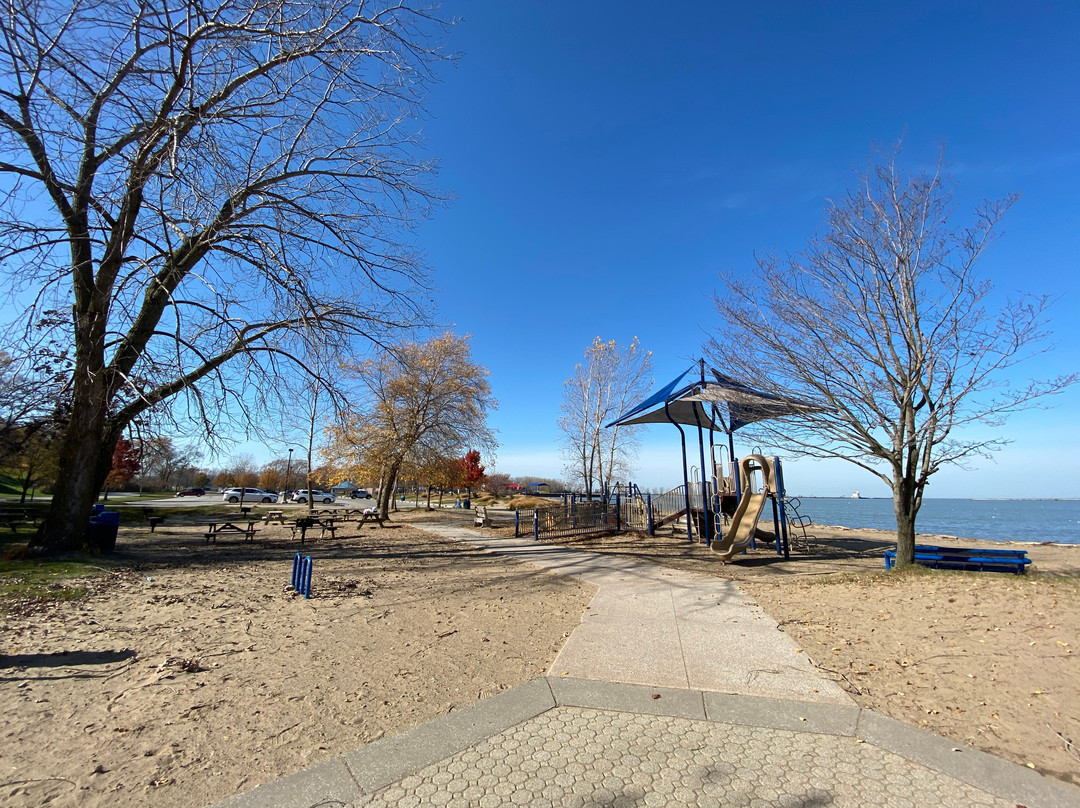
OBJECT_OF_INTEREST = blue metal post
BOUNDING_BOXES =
[646,493,654,536]
[533,508,539,541]
[774,456,791,560]
[302,556,313,598]
[514,508,520,537]
[615,493,621,531]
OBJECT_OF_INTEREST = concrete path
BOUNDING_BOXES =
[416,521,849,703]
[212,523,1080,808]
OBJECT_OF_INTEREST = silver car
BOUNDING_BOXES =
[222,487,277,504]
[291,489,336,504]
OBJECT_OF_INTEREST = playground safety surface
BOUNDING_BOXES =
[213,522,1080,808]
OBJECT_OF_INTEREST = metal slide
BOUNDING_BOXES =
[711,455,774,562]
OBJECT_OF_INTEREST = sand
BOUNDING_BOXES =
[526,517,1080,787]
[2,506,1077,807]
[0,514,595,808]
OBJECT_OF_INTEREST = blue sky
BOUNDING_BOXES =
[407,1,1080,499]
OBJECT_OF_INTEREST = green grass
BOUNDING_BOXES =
[0,469,29,497]
[0,557,104,611]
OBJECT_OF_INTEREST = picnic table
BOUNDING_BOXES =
[262,510,287,524]
[205,521,258,543]
[290,516,337,544]
[356,509,384,528]
[0,508,32,532]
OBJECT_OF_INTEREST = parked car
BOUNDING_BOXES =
[348,488,371,499]
[175,488,205,497]
[222,487,277,504]
[291,489,336,504]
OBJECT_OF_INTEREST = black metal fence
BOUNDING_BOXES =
[516,499,621,540]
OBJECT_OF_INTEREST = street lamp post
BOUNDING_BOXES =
[285,448,294,497]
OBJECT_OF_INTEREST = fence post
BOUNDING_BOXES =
[571,496,576,528]
[615,493,621,531]
[646,493,654,536]
[533,508,539,541]
[514,508,520,538]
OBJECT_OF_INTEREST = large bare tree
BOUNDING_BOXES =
[706,148,1076,567]
[0,0,447,551]
[559,337,653,498]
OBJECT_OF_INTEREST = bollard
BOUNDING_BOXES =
[291,552,314,598]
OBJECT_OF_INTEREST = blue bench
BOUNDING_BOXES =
[885,544,1031,574]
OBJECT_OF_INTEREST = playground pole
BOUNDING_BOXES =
[774,456,791,560]
[664,400,693,543]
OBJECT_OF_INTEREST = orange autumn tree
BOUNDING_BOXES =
[328,334,497,519]
[102,438,140,500]
[458,449,486,496]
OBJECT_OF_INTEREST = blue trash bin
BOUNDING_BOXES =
[88,510,120,552]
[462,497,471,509]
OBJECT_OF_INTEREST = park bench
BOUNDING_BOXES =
[205,521,258,543]
[885,544,1031,574]
[474,506,491,528]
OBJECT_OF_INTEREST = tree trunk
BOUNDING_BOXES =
[18,465,33,505]
[892,479,918,567]
[31,402,116,553]
[377,460,401,520]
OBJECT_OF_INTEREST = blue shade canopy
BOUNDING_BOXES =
[606,364,822,435]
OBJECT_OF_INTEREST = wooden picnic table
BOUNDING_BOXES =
[290,516,337,544]
[0,509,33,532]
[263,510,287,524]
[356,509,385,528]
[205,521,258,543]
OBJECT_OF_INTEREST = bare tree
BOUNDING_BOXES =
[559,337,653,498]
[327,333,497,519]
[706,147,1076,567]
[0,0,448,551]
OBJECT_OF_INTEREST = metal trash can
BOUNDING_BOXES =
[462,497,471,509]
[88,510,120,552]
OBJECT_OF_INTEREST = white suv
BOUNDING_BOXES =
[222,487,277,503]
[291,489,336,504]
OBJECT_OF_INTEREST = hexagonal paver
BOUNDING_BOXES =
[355,707,1015,808]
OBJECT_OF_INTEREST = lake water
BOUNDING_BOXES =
[790,497,1080,545]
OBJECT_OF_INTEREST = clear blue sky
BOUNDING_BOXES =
[409,1,1080,499]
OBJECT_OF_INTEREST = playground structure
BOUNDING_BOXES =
[711,454,775,561]
[602,360,821,561]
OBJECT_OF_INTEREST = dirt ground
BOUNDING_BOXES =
[510,516,1080,787]
[0,512,595,808]
[2,506,1078,807]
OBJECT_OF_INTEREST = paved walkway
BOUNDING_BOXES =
[214,523,1080,808]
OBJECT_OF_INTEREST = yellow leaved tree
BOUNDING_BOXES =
[325,334,497,518]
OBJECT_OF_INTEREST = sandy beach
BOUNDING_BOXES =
[537,519,1080,787]
[1,507,1077,806]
